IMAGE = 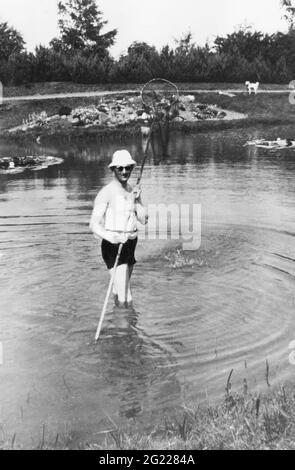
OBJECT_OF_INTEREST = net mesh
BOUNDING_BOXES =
[141,78,179,112]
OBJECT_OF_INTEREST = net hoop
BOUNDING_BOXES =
[141,78,179,113]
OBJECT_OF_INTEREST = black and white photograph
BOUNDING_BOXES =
[1,0,295,452]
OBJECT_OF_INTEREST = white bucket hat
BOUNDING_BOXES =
[108,150,136,168]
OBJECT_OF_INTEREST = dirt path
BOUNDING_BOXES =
[2,88,290,102]
[3,90,136,102]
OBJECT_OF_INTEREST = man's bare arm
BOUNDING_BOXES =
[133,186,148,225]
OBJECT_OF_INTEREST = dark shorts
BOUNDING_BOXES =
[101,237,138,269]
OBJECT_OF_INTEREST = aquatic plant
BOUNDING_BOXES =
[71,105,101,125]
[22,111,48,128]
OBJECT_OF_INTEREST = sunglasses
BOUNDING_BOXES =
[116,165,133,172]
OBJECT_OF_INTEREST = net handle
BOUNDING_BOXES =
[136,119,156,185]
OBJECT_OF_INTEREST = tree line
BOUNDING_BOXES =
[1,0,295,86]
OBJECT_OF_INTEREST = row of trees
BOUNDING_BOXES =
[1,0,295,85]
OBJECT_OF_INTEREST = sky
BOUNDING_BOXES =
[0,0,288,57]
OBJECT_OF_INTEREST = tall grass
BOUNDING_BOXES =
[86,379,295,450]
[2,381,295,450]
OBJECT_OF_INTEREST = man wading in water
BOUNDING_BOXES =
[90,150,148,307]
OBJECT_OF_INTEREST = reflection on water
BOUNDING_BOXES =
[1,124,295,447]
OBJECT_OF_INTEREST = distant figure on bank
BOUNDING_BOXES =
[245,81,259,95]
[89,150,148,307]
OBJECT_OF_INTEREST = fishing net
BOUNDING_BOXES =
[141,78,179,158]
[141,78,179,114]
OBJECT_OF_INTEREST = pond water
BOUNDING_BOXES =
[1,124,295,448]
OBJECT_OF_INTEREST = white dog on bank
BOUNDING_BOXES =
[245,81,259,95]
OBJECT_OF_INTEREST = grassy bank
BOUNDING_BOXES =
[96,384,295,450]
[1,383,295,450]
[0,95,138,138]
[3,81,292,98]
[1,86,295,144]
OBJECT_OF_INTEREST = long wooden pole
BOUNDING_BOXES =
[94,120,155,342]
[94,243,123,341]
